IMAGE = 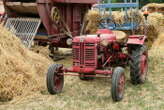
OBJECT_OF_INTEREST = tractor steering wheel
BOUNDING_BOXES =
[99,17,116,30]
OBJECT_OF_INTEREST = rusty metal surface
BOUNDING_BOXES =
[37,1,90,36]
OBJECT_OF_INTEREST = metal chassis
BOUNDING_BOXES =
[56,34,147,78]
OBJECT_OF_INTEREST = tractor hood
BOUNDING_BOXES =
[73,34,116,44]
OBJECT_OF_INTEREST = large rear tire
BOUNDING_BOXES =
[111,67,125,102]
[47,64,64,94]
[130,45,148,85]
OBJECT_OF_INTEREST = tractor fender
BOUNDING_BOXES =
[127,35,147,45]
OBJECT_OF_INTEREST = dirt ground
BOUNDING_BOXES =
[0,47,163,110]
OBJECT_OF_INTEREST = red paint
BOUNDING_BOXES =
[140,53,148,76]
[112,43,120,51]
[96,29,113,34]
[127,35,147,45]
[37,1,58,35]
[59,73,111,78]
[118,74,125,95]
[63,29,130,75]
[36,0,96,47]
[47,28,148,100]
[54,75,61,90]
[64,68,112,75]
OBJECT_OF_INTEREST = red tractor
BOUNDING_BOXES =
[46,29,148,101]
[46,1,148,101]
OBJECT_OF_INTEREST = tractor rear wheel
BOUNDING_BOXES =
[79,73,95,80]
[130,45,148,85]
[46,64,64,94]
[111,67,125,102]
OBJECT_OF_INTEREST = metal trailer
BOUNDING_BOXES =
[3,0,98,48]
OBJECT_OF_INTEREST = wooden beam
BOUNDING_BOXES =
[5,2,38,14]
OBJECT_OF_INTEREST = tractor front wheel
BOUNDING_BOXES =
[111,67,125,102]
[46,64,64,94]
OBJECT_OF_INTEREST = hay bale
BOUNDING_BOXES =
[149,32,164,65]
[84,9,143,34]
[111,11,125,24]
[147,12,164,30]
[141,4,164,48]
[144,13,164,47]
[30,45,51,60]
[142,3,164,13]
[153,33,164,47]
[84,10,101,34]
[84,9,164,48]
[0,24,52,101]
[144,3,159,13]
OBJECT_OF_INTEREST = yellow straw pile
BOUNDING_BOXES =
[0,24,52,101]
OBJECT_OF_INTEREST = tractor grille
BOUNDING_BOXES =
[73,42,96,67]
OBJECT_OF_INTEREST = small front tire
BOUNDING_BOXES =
[111,67,125,102]
[46,64,64,94]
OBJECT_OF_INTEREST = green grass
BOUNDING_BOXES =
[0,50,163,110]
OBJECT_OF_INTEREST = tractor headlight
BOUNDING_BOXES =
[66,38,73,46]
[100,39,109,47]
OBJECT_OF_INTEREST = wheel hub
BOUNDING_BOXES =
[118,74,125,97]
[53,66,64,91]
[54,75,62,90]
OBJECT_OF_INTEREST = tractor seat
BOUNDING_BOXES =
[112,31,127,43]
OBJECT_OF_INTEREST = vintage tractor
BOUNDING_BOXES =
[46,0,148,101]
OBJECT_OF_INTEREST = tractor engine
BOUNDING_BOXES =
[72,29,128,73]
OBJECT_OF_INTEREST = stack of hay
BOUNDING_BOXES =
[83,8,164,48]
[0,24,52,101]
[147,12,164,31]
[153,33,164,47]
[84,10,101,34]
[142,3,164,14]
[83,9,143,34]
[30,45,51,60]
[146,12,164,47]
